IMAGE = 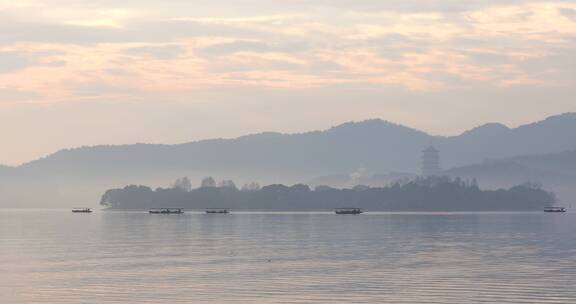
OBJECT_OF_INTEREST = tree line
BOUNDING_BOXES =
[100,176,556,211]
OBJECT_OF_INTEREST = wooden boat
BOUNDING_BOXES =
[335,208,363,215]
[72,208,92,213]
[149,208,184,214]
[205,208,230,214]
[544,207,567,213]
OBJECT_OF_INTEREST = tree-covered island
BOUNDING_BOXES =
[100,176,556,211]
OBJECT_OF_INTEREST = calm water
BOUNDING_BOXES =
[1,210,576,303]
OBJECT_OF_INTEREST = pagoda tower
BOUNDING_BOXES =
[421,146,441,176]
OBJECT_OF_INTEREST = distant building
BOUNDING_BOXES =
[421,146,441,176]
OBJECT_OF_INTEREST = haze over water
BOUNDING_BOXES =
[2,210,575,303]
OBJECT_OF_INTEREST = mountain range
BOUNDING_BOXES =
[1,112,576,207]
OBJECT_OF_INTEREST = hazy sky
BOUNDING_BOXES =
[1,0,575,165]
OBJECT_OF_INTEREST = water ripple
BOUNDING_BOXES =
[1,211,575,303]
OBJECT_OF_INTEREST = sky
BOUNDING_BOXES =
[0,0,575,165]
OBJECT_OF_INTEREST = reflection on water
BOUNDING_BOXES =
[1,210,576,303]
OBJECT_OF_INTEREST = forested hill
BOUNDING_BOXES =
[15,112,576,177]
[100,177,555,211]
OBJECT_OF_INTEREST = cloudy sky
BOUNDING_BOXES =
[1,0,575,165]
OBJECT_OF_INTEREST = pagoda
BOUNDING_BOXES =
[421,146,441,176]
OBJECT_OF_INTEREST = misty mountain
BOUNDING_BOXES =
[447,150,576,181]
[15,113,576,177]
[2,113,576,207]
[17,119,432,178]
[437,113,576,168]
[445,150,576,204]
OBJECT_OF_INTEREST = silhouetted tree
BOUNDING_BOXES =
[172,177,192,192]
[200,177,216,188]
[219,180,237,191]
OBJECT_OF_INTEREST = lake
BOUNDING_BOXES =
[1,210,576,303]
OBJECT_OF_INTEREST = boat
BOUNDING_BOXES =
[544,207,567,213]
[72,208,92,213]
[205,208,230,214]
[149,208,184,214]
[335,208,363,215]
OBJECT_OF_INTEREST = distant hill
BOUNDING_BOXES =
[17,119,430,177]
[446,150,576,181]
[437,113,576,168]
[2,113,576,207]
[446,150,576,204]
[15,113,576,176]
